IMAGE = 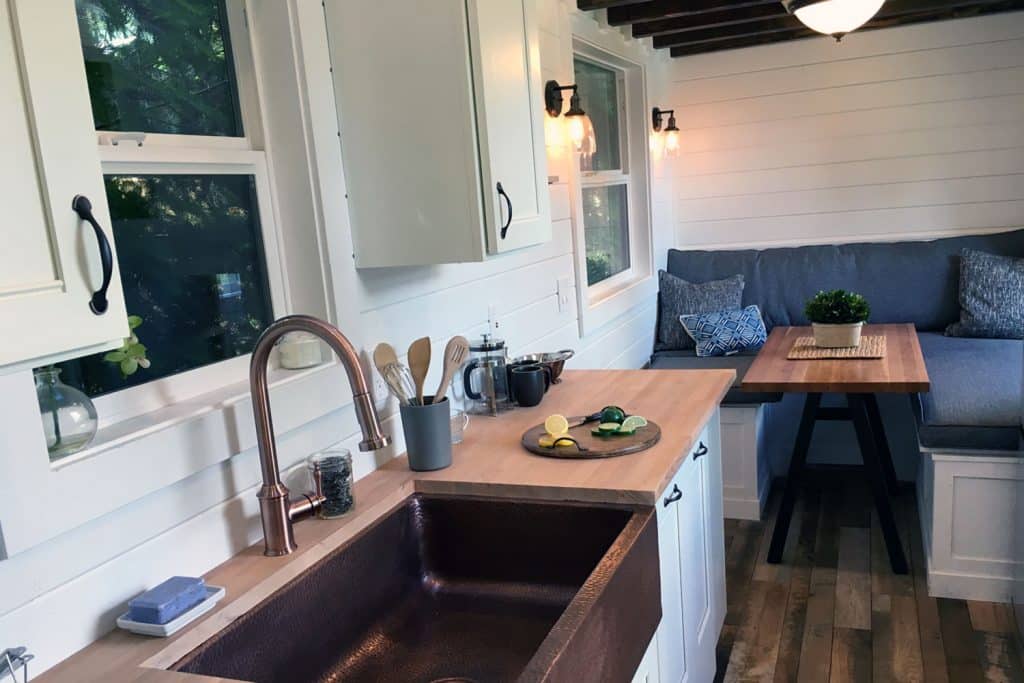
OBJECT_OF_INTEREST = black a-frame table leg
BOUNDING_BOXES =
[767,392,821,564]
[863,393,900,494]
[849,393,909,574]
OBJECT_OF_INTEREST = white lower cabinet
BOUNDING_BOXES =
[643,410,726,683]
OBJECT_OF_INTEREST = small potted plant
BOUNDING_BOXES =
[804,289,870,348]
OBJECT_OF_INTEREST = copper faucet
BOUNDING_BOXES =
[249,315,391,556]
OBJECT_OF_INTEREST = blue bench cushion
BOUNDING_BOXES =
[914,332,1023,451]
[649,348,782,405]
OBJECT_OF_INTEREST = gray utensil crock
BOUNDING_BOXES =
[400,396,453,471]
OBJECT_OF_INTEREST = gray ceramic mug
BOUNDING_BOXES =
[400,396,453,471]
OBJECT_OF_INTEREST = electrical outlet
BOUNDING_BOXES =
[487,303,500,332]
[371,368,391,411]
[557,277,572,313]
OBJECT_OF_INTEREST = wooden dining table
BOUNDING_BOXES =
[742,323,930,574]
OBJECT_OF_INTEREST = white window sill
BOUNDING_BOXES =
[51,360,334,472]
[0,358,357,557]
[578,271,656,337]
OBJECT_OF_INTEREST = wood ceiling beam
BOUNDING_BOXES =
[607,0,776,25]
[668,28,816,57]
[632,4,788,36]
[655,0,1024,49]
[577,0,651,10]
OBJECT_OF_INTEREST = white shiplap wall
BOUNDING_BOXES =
[665,12,1024,249]
[0,1,670,675]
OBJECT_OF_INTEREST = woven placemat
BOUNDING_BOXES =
[787,335,886,360]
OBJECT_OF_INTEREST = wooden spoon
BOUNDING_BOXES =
[372,343,399,377]
[432,336,470,404]
[407,337,431,406]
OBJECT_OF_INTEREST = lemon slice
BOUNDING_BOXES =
[544,414,569,437]
[538,434,556,448]
[620,415,648,432]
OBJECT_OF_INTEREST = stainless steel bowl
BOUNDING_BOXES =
[512,349,574,384]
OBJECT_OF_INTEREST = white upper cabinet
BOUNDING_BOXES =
[1,0,128,372]
[324,0,551,267]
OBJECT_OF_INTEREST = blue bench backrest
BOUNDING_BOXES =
[666,229,1024,332]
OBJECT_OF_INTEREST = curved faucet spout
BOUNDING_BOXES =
[249,314,391,555]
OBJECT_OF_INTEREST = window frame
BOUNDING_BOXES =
[0,0,351,557]
[71,0,290,428]
[568,34,655,336]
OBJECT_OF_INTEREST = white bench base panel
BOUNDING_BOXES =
[917,450,1024,603]
[721,404,772,521]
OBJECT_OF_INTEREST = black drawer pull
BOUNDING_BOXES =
[663,484,682,507]
[693,441,708,460]
[497,182,513,239]
[72,195,113,315]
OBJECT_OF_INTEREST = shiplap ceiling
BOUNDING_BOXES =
[578,0,1024,55]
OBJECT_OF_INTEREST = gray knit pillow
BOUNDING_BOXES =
[657,271,744,351]
[946,249,1024,339]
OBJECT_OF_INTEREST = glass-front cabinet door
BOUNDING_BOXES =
[0,0,128,371]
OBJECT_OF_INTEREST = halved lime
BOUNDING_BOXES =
[544,414,569,437]
[620,415,648,432]
[598,422,620,433]
[615,426,636,436]
[600,406,626,424]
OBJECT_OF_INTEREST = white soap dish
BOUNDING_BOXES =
[116,586,226,637]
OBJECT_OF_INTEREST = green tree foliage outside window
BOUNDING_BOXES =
[76,0,243,136]
[57,175,274,398]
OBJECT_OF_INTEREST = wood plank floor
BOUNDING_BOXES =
[715,471,1024,683]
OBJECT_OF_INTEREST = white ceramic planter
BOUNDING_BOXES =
[812,322,863,348]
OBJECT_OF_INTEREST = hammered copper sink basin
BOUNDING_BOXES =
[174,494,660,683]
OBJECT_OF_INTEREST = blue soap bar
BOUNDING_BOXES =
[127,576,206,625]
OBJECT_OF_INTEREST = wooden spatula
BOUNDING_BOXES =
[432,336,470,404]
[407,337,431,406]
[372,343,399,377]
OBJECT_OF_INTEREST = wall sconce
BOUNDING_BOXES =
[545,80,596,156]
[652,107,681,158]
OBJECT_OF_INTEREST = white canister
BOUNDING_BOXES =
[278,332,324,369]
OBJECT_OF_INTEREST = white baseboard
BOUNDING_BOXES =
[723,496,763,521]
[926,566,1016,603]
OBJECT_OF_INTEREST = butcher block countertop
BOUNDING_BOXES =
[37,369,734,683]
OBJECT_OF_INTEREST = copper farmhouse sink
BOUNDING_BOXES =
[174,494,660,682]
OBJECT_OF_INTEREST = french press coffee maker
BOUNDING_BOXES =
[461,333,510,416]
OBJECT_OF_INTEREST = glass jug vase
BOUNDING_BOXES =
[34,367,98,460]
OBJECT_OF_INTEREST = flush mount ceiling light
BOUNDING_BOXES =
[652,107,681,158]
[782,0,885,40]
[544,80,596,154]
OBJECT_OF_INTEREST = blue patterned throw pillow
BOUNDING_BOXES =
[680,306,768,358]
[946,248,1024,339]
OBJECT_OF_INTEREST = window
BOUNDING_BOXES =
[574,55,633,288]
[44,0,283,429]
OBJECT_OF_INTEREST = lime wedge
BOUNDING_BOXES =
[544,414,569,437]
[620,415,648,432]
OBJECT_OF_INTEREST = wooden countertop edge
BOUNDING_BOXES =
[36,369,735,683]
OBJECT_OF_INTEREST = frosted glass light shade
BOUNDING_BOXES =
[664,129,681,158]
[792,0,885,37]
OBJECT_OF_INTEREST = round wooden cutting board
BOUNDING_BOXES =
[521,416,661,459]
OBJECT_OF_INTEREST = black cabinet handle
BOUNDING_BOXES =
[663,484,682,507]
[72,195,113,315]
[693,441,708,460]
[497,182,513,239]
